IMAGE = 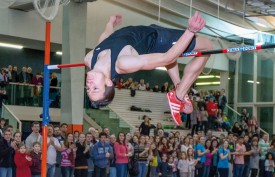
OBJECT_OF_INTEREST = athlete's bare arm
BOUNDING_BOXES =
[116,12,205,74]
[84,15,122,69]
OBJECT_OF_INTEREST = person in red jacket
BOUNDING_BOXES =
[14,143,32,177]
[206,97,218,130]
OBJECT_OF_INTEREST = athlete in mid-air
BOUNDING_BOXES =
[85,11,213,125]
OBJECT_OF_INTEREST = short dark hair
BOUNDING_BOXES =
[0,118,6,122]
[60,123,68,127]
[91,85,115,109]
[99,132,107,138]
[32,121,40,127]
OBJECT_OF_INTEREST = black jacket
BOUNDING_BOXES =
[0,138,15,167]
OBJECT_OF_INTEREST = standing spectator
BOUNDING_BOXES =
[259,134,270,177]
[109,134,117,177]
[196,136,208,177]
[60,123,68,140]
[7,65,12,82]
[157,154,171,177]
[180,137,192,153]
[47,125,61,177]
[248,116,258,133]
[210,139,219,177]
[134,135,149,177]
[54,126,64,143]
[0,129,16,177]
[206,97,218,130]
[233,136,246,177]
[30,142,42,177]
[0,90,8,117]
[217,140,230,177]
[149,143,159,177]
[11,66,18,82]
[27,67,33,81]
[92,132,113,177]
[60,133,76,177]
[198,96,206,110]
[0,68,8,82]
[73,131,79,143]
[87,133,95,177]
[32,73,43,86]
[204,139,215,177]
[190,101,199,136]
[18,67,31,83]
[0,118,6,138]
[200,107,208,134]
[264,152,274,177]
[50,72,59,107]
[114,132,129,177]
[178,152,189,177]
[218,89,227,112]
[75,133,90,177]
[25,122,41,151]
[139,115,155,136]
[13,131,22,150]
[152,84,160,92]
[243,135,251,177]
[250,138,260,177]
[14,143,32,177]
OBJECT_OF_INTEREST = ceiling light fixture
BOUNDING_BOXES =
[56,51,62,55]
[0,42,23,49]
[196,82,220,86]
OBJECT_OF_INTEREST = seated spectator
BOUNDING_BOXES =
[232,122,243,136]
[161,82,169,93]
[138,79,146,91]
[168,84,175,92]
[139,115,155,136]
[240,108,249,124]
[122,77,133,89]
[248,116,258,133]
[18,67,31,83]
[153,84,160,92]
[116,78,124,89]
[145,82,151,91]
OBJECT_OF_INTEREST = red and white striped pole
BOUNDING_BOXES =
[47,43,275,70]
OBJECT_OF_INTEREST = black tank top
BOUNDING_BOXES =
[91,25,157,79]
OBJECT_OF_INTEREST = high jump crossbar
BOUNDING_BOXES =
[46,43,275,70]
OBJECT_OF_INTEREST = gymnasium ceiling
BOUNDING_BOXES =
[6,0,275,46]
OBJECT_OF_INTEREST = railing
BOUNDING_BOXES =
[107,106,136,133]
[225,104,269,139]
[2,103,22,132]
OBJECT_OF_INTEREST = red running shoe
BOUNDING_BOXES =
[167,91,183,125]
[182,94,193,114]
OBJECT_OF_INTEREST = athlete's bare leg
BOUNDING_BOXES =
[166,62,181,86]
[176,36,213,100]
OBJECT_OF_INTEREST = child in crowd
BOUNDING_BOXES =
[30,142,42,177]
[250,139,261,177]
[177,152,189,177]
[167,156,175,177]
[172,151,178,177]
[14,143,32,177]
[265,152,274,177]
[187,148,200,177]
[149,143,159,177]
[158,154,172,177]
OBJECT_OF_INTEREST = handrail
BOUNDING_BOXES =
[7,82,62,89]
[225,104,270,140]
[2,103,22,132]
[107,106,136,132]
[226,104,241,116]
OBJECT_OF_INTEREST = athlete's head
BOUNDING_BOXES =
[86,70,115,108]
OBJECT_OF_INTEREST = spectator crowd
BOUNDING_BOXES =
[0,115,274,177]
